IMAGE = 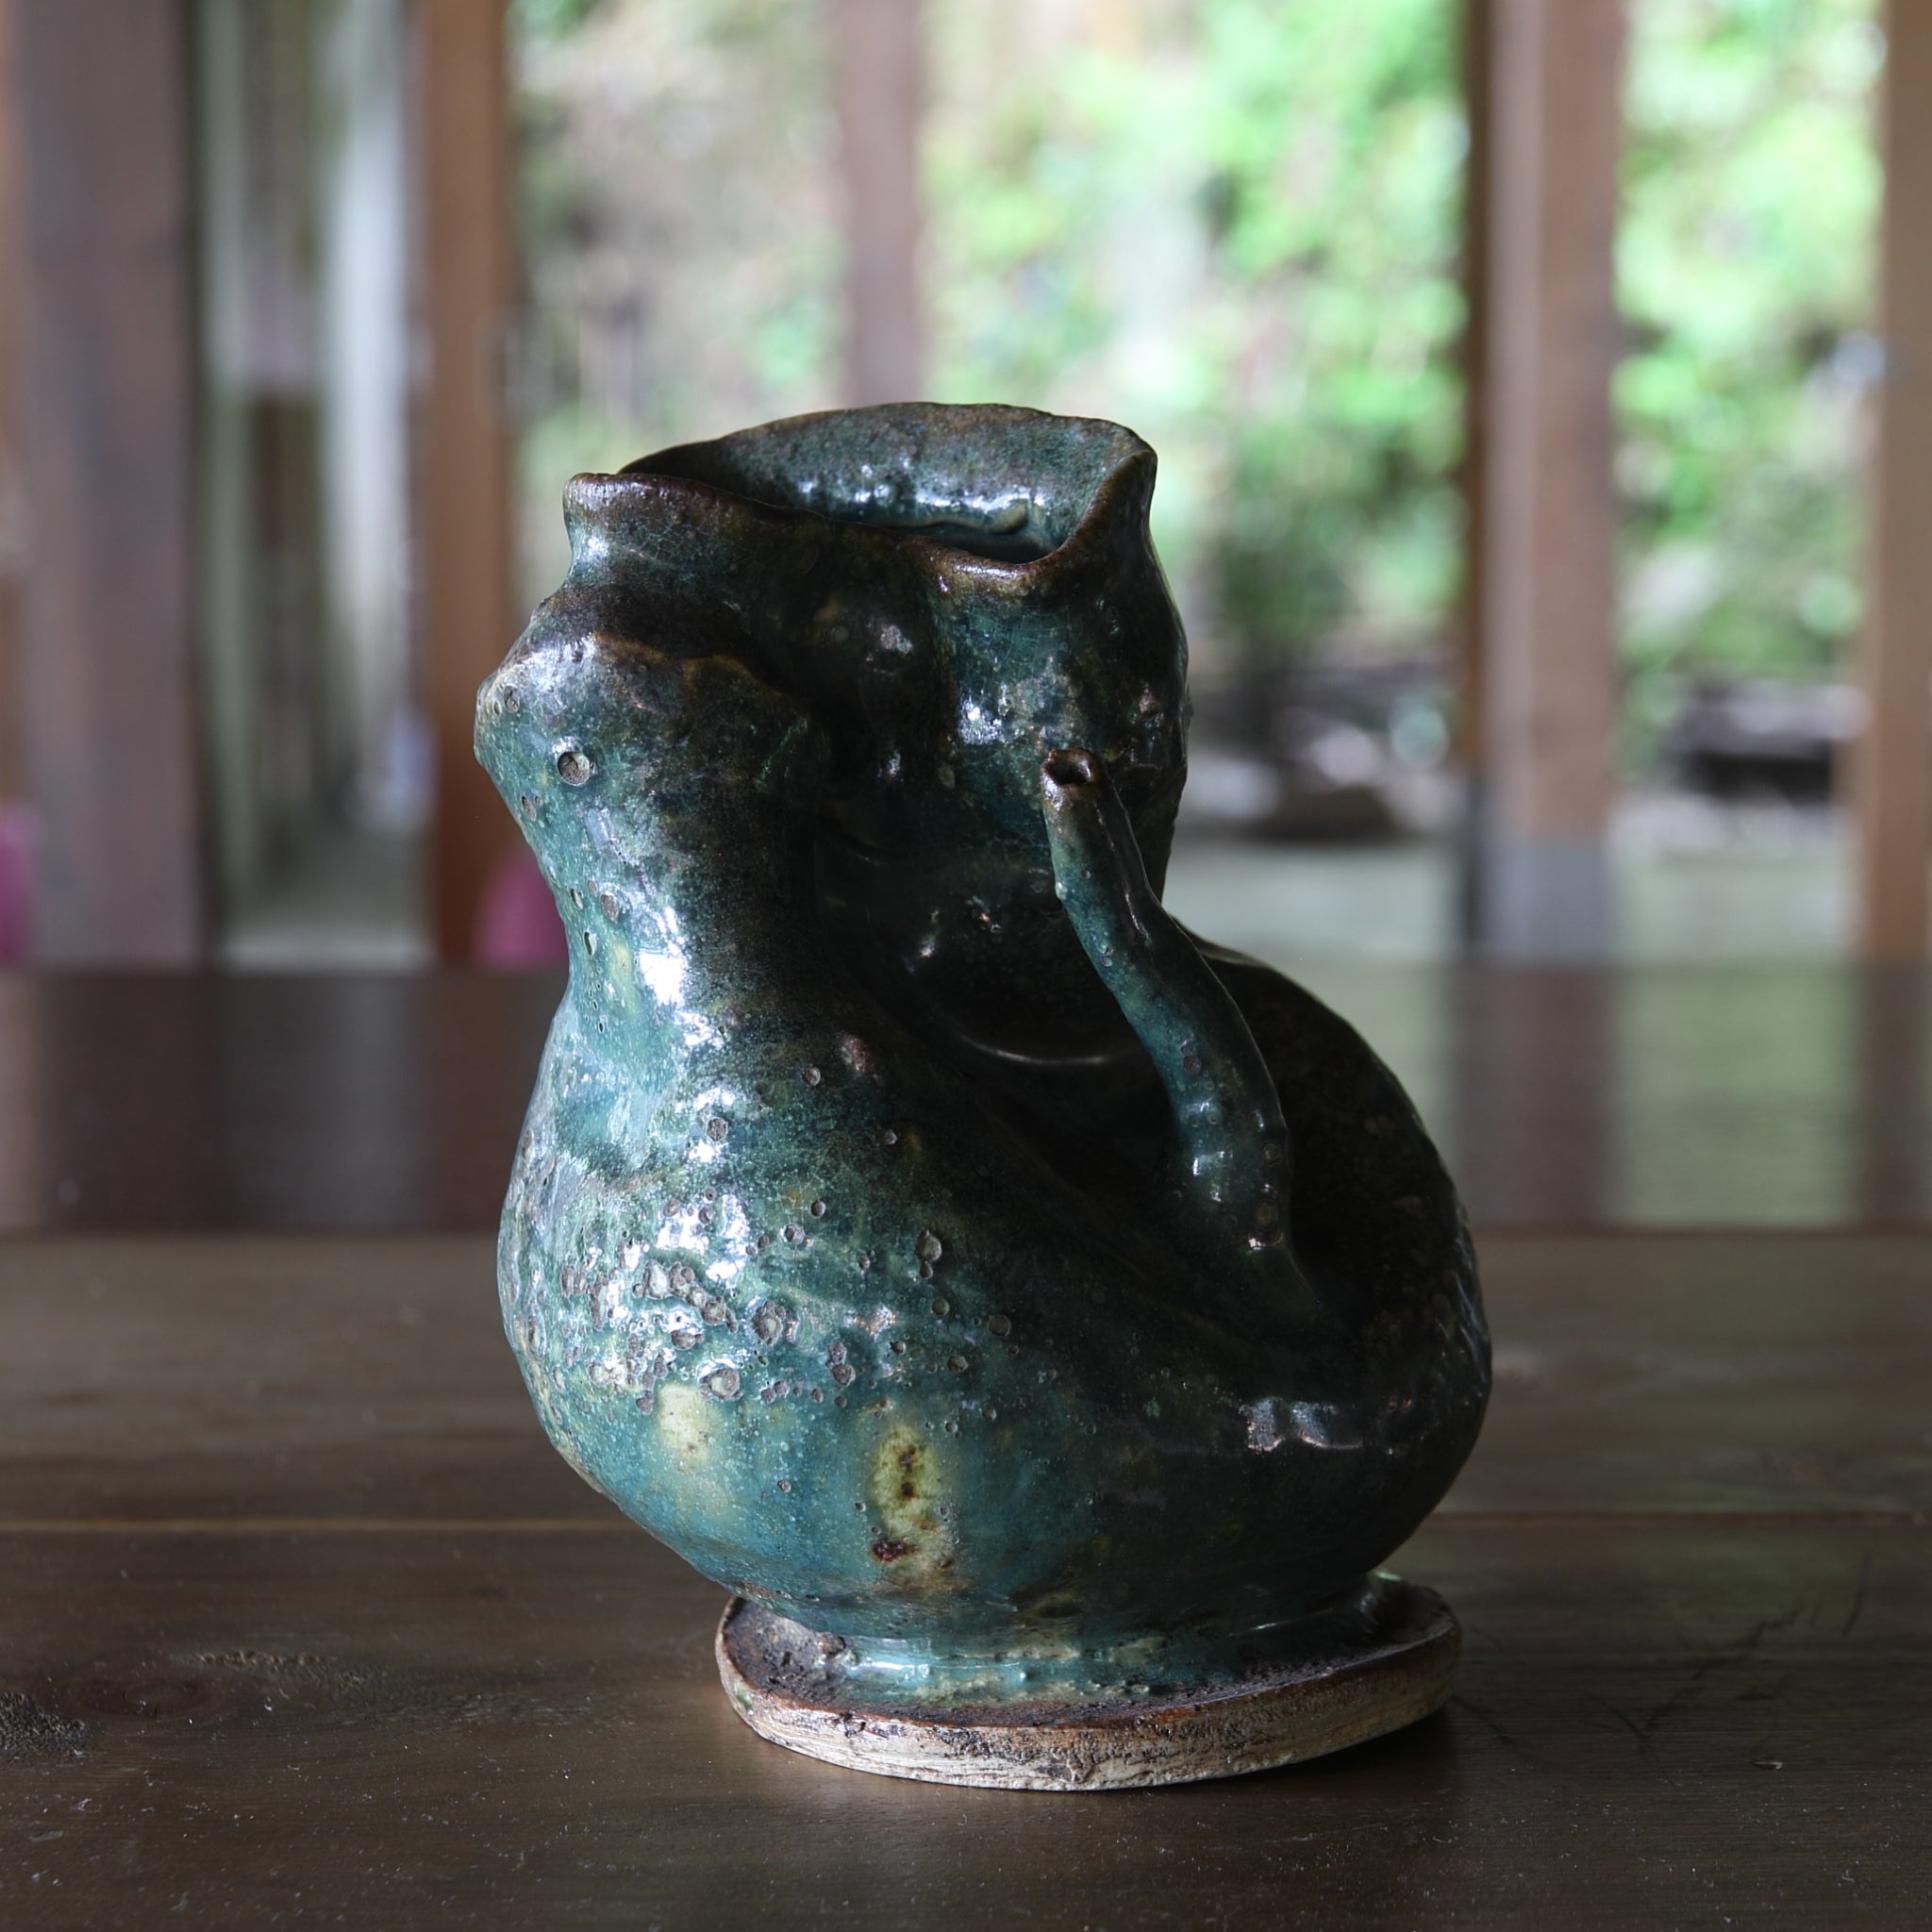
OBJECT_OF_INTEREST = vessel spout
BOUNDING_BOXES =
[1040,747,1325,1333]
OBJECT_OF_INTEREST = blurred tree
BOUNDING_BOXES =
[511,0,840,602]
[924,0,1466,685]
[512,0,1882,760]
[1619,0,1881,753]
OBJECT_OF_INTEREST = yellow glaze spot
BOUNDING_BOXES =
[867,1423,959,1589]
[658,1379,719,1470]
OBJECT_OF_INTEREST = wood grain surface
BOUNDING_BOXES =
[1,1230,1926,1924]
[4,1521,1921,1928]
[3,1233,1926,1524]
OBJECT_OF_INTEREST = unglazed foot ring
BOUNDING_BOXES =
[716,1582,1458,1791]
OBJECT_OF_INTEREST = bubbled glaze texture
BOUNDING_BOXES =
[475,404,1488,1689]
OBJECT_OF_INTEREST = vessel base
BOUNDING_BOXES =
[716,1580,1458,1791]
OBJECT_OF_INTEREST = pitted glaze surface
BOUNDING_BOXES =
[476,403,1488,1707]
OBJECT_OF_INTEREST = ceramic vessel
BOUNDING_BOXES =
[475,404,1490,1790]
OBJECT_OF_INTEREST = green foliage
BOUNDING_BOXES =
[513,0,1884,745]
[925,0,1468,672]
[509,0,838,601]
[1619,0,1881,734]
[511,0,608,44]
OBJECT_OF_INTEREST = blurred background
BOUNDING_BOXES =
[0,0,1925,978]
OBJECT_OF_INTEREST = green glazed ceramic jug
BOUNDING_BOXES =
[475,404,1489,1790]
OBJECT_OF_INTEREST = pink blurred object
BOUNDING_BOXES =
[0,805,31,964]
[475,843,569,967]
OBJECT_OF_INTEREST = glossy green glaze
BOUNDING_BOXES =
[475,404,1488,1712]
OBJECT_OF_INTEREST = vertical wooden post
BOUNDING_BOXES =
[1855,964,1930,1221]
[0,0,19,810]
[0,982,42,1219]
[833,0,926,406]
[1855,1,1932,959]
[1454,0,1492,948]
[1449,965,1613,1223]
[12,0,206,962]
[415,0,517,959]
[1470,0,1625,959]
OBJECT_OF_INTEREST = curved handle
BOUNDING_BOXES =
[1040,747,1324,1326]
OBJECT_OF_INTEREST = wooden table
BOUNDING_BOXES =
[2,970,1926,1926]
